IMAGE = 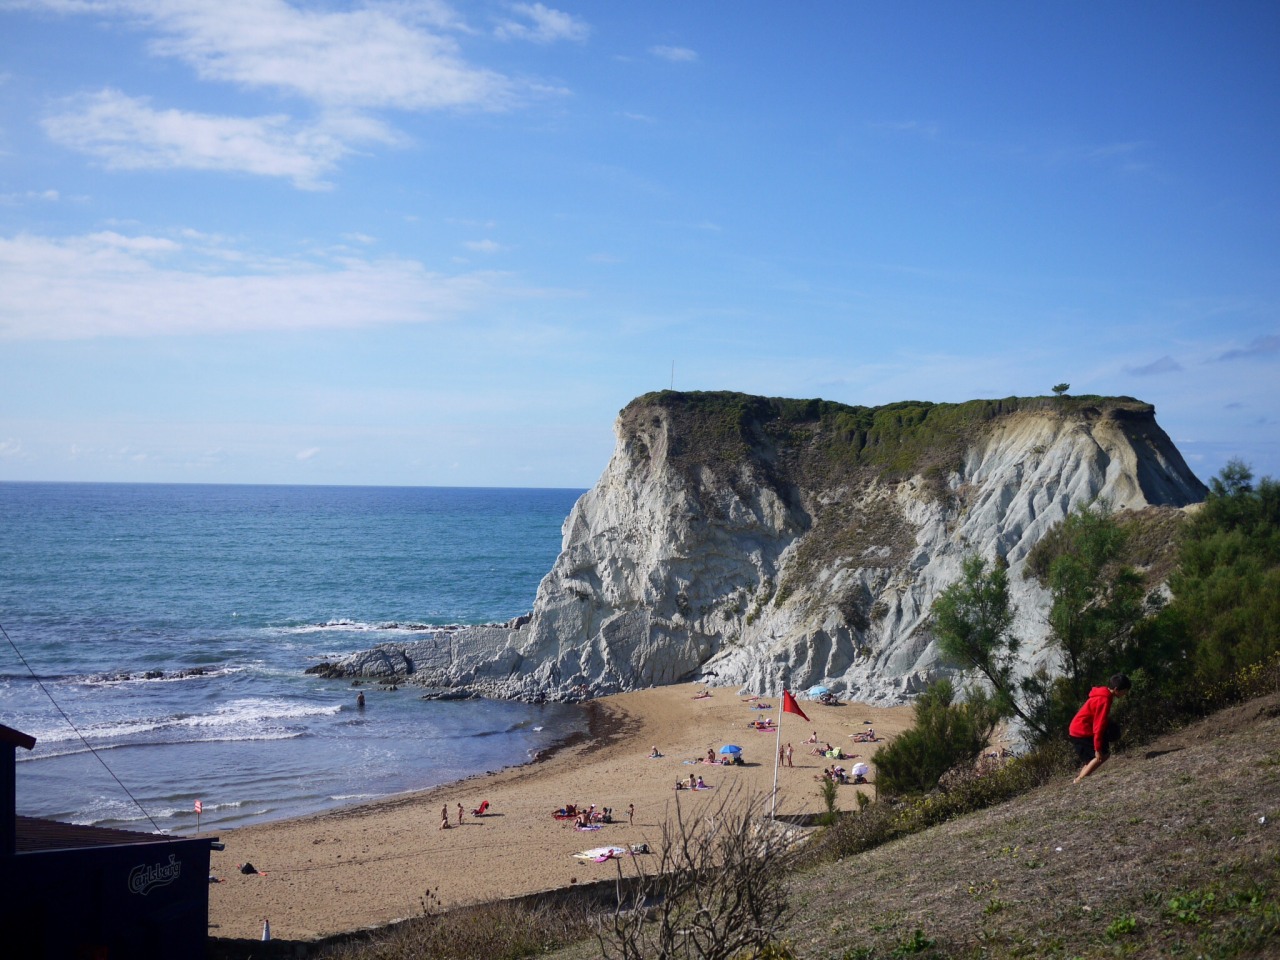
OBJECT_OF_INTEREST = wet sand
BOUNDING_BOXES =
[207,682,915,941]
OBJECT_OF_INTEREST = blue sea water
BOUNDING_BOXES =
[0,482,588,833]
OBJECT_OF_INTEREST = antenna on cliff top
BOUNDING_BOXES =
[670,360,674,390]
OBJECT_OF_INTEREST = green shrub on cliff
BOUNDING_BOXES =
[624,389,1153,490]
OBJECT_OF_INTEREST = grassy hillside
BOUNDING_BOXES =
[776,691,1280,959]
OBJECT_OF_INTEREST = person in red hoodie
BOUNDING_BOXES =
[1069,674,1131,783]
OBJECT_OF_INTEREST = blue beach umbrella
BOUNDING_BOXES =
[807,685,830,698]
[718,744,742,755]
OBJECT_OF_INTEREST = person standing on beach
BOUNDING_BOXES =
[440,805,449,830]
[785,743,794,768]
[627,803,634,826]
[456,803,464,826]
[1069,674,1131,783]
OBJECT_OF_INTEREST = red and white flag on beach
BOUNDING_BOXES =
[194,800,203,814]
[781,690,809,722]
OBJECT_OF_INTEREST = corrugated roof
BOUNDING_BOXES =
[14,815,197,854]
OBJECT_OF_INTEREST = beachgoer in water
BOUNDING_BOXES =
[356,691,365,709]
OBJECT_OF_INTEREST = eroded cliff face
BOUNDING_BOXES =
[318,393,1206,702]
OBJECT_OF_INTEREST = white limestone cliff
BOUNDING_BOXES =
[315,393,1206,703]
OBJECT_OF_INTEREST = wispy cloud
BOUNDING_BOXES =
[296,447,321,461]
[1215,334,1280,362]
[42,89,395,189]
[0,438,28,460]
[464,238,504,254]
[494,3,589,44]
[126,0,513,111]
[649,45,697,63]
[0,230,528,340]
[0,188,60,204]
[1125,355,1183,376]
[25,0,558,185]
[870,120,941,139]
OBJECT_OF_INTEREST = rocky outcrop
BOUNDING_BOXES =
[316,392,1206,703]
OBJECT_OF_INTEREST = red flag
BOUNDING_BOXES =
[781,690,809,722]
[194,800,202,814]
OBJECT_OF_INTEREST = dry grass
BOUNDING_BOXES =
[778,692,1280,959]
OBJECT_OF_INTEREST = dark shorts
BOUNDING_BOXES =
[1069,723,1121,765]
[1070,736,1100,765]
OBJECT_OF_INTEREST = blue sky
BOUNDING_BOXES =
[1,1,1277,488]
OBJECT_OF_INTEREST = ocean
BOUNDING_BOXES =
[0,482,588,834]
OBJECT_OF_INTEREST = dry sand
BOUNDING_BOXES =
[207,682,915,942]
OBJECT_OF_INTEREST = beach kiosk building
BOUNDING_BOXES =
[0,723,220,959]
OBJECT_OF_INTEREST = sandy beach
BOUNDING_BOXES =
[207,683,915,942]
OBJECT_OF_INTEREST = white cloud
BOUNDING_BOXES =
[494,3,589,44]
[464,238,503,253]
[296,447,321,461]
[0,438,28,460]
[42,89,392,188]
[0,230,528,339]
[40,0,516,112]
[0,188,60,204]
[649,45,697,63]
[24,0,568,185]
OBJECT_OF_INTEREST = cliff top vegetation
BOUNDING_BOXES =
[620,390,1156,490]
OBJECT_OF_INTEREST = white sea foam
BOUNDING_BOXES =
[24,698,339,748]
[279,619,451,635]
[22,730,305,761]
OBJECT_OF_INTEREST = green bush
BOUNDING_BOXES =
[874,680,996,796]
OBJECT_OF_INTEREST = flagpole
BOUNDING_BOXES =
[771,693,783,820]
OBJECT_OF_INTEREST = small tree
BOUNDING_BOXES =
[598,787,793,960]
[1171,460,1280,682]
[1042,503,1149,702]
[874,679,997,795]
[818,775,838,826]
[931,555,1049,737]
[1052,383,1070,396]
